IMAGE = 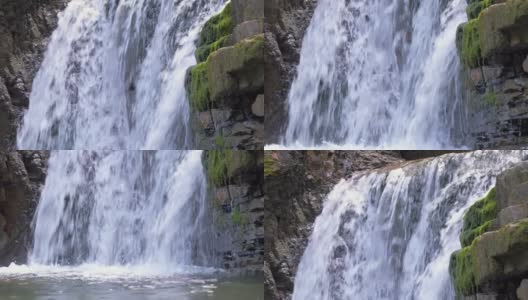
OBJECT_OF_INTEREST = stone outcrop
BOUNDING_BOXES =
[204,150,264,273]
[0,0,68,150]
[457,0,528,148]
[0,151,48,266]
[450,161,528,299]
[264,151,403,300]
[264,0,318,144]
[186,1,264,150]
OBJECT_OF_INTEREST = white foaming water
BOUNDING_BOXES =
[27,150,213,273]
[280,0,469,149]
[17,0,226,150]
[293,151,526,300]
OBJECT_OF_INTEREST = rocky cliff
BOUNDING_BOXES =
[0,151,48,266]
[457,0,528,149]
[0,0,68,150]
[264,0,318,144]
[264,151,403,300]
[186,1,264,150]
[203,150,264,273]
[450,161,528,299]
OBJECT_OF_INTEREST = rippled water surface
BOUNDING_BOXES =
[0,265,263,300]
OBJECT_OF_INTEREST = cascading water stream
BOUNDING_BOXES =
[30,150,214,272]
[279,0,470,149]
[293,151,526,300]
[17,0,226,150]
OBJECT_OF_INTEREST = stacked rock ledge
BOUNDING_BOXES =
[450,161,528,299]
[456,0,528,149]
[186,0,264,150]
[202,150,264,273]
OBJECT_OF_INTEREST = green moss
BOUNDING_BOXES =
[484,91,497,106]
[460,188,497,247]
[196,36,230,63]
[466,0,493,19]
[214,133,227,149]
[231,207,249,226]
[205,150,233,186]
[233,34,264,60]
[196,3,234,63]
[264,153,278,177]
[188,62,210,111]
[460,19,482,68]
[450,247,477,296]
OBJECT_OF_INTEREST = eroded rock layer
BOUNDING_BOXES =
[186,1,264,150]
[0,151,48,266]
[457,0,528,148]
[204,150,264,273]
[0,0,68,150]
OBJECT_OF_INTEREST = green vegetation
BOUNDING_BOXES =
[459,19,481,68]
[460,188,497,247]
[205,150,233,186]
[195,3,234,63]
[231,207,249,226]
[466,0,493,19]
[188,62,210,111]
[450,247,476,296]
[214,133,227,149]
[450,188,499,296]
[484,91,497,106]
[264,153,278,177]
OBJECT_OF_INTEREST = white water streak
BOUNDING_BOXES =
[18,0,226,150]
[281,0,468,149]
[293,151,525,300]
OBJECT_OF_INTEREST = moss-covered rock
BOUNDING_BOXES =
[187,35,264,112]
[466,0,494,20]
[458,19,482,68]
[188,62,210,111]
[460,188,498,247]
[457,0,528,67]
[206,34,264,103]
[450,218,528,297]
[195,3,234,63]
[204,150,255,187]
[264,152,278,177]
[450,246,477,296]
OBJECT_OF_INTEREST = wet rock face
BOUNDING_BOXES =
[0,0,69,150]
[264,151,403,300]
[457,0,528,148]
[0,151,49,266]
[264,0,319,144]
[204,151,264,273]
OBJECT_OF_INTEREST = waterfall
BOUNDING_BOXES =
[29,150,214,272]
[281,0,469,149]
[293,151,525,300]
[17,0,226,150]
